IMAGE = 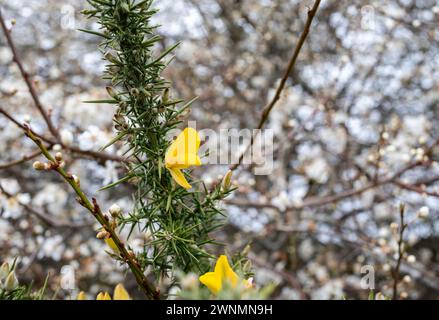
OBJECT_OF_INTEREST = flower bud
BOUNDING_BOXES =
[4,271,18,291]
[33,161,45,170]
[113,283,130,300]
[77,291,87,300]
[0,262,10,280]
[162,88,170,103]
[72,174,80,186]
[96,230,109,240]
[60,129,74,146]
[109,204,122,217]
[55,152,63,162]
[104,51,120,64]
[106,86,119,100]
[242,244,251,256]
[407,255,416,264]
[118,101,127,110]
[243,260,252,272]
[417,206,429,218]
[222,170,233,190]
[96,292,111,300]
[375,292,386,300]
[244,277,254,289]
[130,88,139,96]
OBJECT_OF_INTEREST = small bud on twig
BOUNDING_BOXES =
[97,230,109,239]
[32,161,45,170]
[109,203,122,217]
[72,174,80,187]
[55,152,63,162]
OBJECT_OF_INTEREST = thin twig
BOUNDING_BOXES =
[230,0,321,171]
[227,160,424,212]
[0,106,128,164]
[0,149,43,169]
[0,9,128,165]
[392,204,407,300]
[0,184,87,228]
[394,180,439,198]
[24,125,160,299]
[0,9,60,140]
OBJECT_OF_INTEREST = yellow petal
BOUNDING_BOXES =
[214,255,238,287]
[113,283,131,300]
[165,128,201,168]
[76,291,87,300]
[96,292,111,300]
[199,255,240,295]
[168,167,192,189]
[199,272,222,295]
[105,237,120,254]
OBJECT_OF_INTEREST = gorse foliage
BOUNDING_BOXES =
[82,0,232,280]
[0,261,47,300]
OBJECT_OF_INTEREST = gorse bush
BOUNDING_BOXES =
[82,0,233,284]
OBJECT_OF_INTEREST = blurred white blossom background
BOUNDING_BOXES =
[1,0,439,299]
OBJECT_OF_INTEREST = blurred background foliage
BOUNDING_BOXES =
[1,0,439,299]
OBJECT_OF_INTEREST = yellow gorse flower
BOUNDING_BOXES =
[165,127,201,189]
[113,283,131,300]
[199,255,239,294]
[96,292,111,300]
[76,291,87,300]
[77,283,130,300]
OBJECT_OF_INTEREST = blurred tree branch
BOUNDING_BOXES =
[0,9,128,165]
[0,184,88,228]
[230,0,322,171]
